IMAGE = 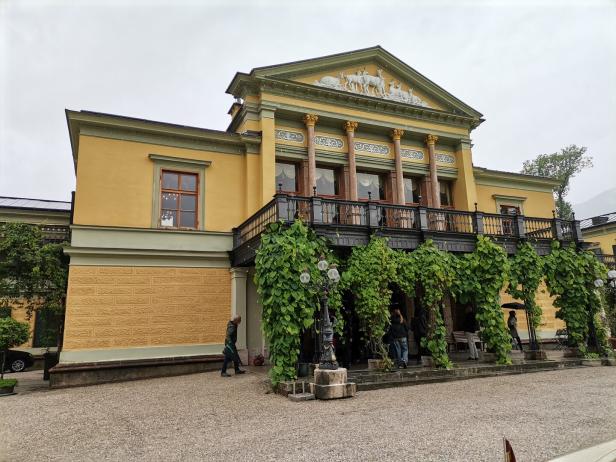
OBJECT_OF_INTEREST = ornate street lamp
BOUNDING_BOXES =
[300,256,340,370]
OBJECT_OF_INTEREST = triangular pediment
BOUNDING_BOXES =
[241,46,482,118]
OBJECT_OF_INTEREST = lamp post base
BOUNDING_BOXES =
[311,367,356,400]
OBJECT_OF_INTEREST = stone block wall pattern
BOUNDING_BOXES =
[63,266,231,350]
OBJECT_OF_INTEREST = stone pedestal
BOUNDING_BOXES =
[311,367,356,400]
[524,350,547,361]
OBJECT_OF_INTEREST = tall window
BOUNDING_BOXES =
[439,180,452,207]
[357,172,385,201]
[500,205,521,215]
[160,170,198,229]
[275,162,298,193]
[403,177,421,204]
[315,167,339,197]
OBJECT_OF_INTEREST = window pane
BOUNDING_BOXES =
[180,211,196,228]
[162,193,178,209]
[181,174,197,192]
[180,194,196,211]
[357,173,382,200]
[160,210,177,227]
[403,178,414,203]
[275,162,297,192]
[315,167,338,196]
[162,172,179,190]
[439,181,451,206]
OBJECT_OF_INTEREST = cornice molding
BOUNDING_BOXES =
[66,110,262,170]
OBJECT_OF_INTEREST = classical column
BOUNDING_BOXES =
[343,121,359,201]
[391,129,405,205]
[426,134,440,208]
[303,114,319,194]
[230,267,249,362]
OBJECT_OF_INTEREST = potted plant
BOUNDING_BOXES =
[0,317,30,396]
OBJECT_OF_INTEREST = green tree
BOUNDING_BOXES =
[0,223,69,347]
[521,145,592,219]
[254,220,340,385]
[455,236,512,365]
[544,242,608,355]
[409,241,455,368]
[507,242,544,330]
[341,236,397,367]
[0,317,30,380]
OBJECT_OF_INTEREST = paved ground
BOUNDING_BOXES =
[1,367,616,462]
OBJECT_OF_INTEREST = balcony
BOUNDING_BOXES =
[231,194,583,267]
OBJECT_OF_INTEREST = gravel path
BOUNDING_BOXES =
[1,367,616,462]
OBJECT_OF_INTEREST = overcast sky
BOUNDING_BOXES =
[1,0,614,207]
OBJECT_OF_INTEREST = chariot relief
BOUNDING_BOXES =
[314,68,431,108]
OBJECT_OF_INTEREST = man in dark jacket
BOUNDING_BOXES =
[221,316,246,377]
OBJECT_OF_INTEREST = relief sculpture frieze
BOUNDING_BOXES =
[275,129,304,143]
[314,68,431,108]
[315,135,343,149]
[354,141,390,155]
[401,149,425,161]
[436,153,455,164]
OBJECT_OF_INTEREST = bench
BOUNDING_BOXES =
[448,331,484,353]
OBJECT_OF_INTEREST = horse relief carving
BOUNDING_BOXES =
[314,68,430,108]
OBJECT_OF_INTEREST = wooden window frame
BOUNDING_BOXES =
[148,154,210,231]
[159,170,199,230]
[403,176,421,206]
[315,165,341,199]
[275,161,300,195]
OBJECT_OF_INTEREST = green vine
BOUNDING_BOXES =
[341,236,397,368]
[255,220,339,385]
[507,241,544,329]
[455,236,512,365]
[408,241,454,369]
[544,242,608,355]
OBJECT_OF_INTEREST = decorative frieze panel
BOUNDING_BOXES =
[401,149,425,161]
[313,68,431,108]
[315,135,344,149]
[275,129,304,143]
[354,141,390,155]
[436,153,455,164]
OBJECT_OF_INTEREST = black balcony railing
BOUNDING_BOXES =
[232,194,583,265]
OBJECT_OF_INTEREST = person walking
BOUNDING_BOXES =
[463,306,480,360]
[390,309,409,368]
[221,315,246,377]
[507,310,524,352]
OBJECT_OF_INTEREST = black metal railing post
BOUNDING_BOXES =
[515,214,526,239]
[473,206,484,235]
[552,217,563,241]
[311,196,323,225]
[418,206,429,232]
[573,219,583,244]
[275,193,289,222]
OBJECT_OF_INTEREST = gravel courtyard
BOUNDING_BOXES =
[2,367,616,462]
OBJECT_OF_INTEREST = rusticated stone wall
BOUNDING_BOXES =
[63,266,231,350]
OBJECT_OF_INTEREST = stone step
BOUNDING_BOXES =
[351,359,590,391]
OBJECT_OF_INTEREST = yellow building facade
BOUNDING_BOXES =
[56,47,574,386]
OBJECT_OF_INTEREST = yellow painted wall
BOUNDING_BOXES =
[583,227,616,254]
[63,266,231,351]
[73,136,251,232]
[476,184,555,217]
[500,282,565,337]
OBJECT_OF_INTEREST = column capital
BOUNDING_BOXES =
[343,121,358,133]
[302,114,319,127]
[425,134,439,146]
[391,128,405,141]
[230,267,249,279]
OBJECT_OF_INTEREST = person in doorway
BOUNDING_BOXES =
[390,308,409,368]
[463,306,480,360]
[507,311,524,352]
[221,316,246,377]
[412,305,428,364]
